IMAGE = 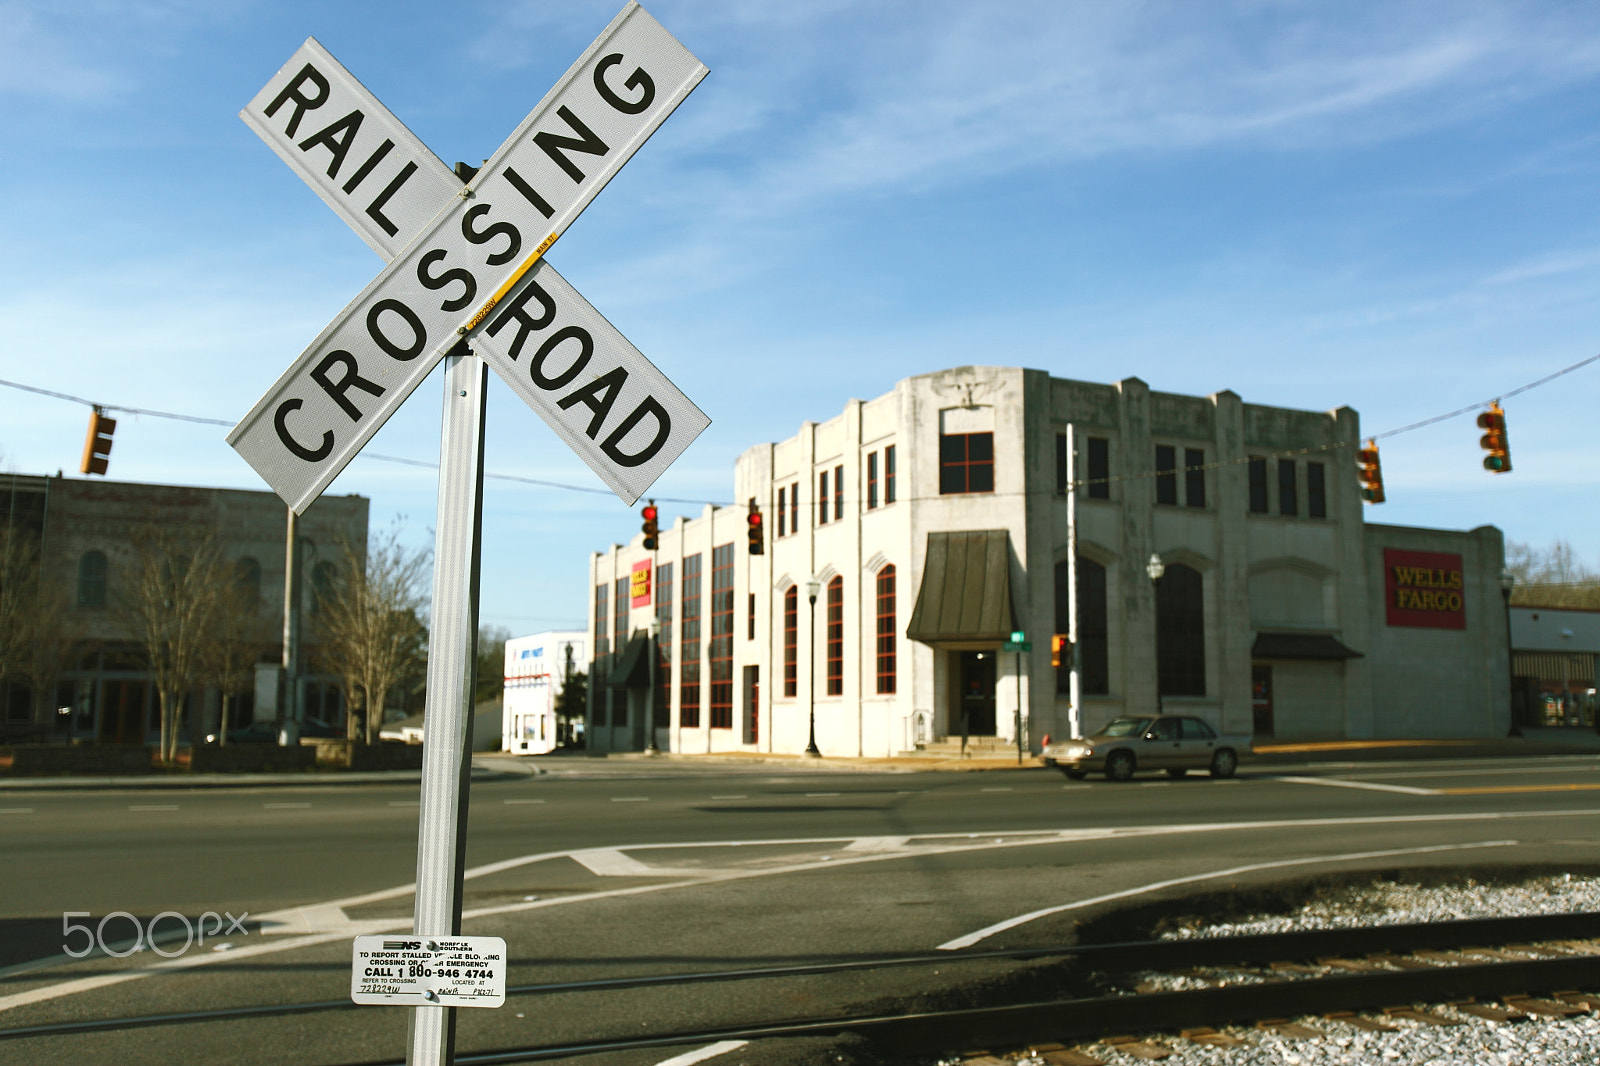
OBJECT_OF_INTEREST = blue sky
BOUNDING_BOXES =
[1,0,1597,633]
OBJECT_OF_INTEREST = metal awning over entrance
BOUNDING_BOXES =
[1252,632,1364,661]
[906,530,1015,644]
[606,631,651,689]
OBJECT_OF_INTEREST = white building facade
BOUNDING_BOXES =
[587,366,1511,756]
[502,630,585,754]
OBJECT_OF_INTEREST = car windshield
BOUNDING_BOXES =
[1098,716,1154,737]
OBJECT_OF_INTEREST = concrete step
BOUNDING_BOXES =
[899,737,1016,758]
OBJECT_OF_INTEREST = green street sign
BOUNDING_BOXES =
[1001,641,1032,653]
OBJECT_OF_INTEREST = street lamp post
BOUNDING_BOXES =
[1146,552,1166,716]
[1500,566,1518,736]
[805,577,821,757]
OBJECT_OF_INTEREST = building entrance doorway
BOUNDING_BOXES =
[99,681,148,745]
[951,651,997,736]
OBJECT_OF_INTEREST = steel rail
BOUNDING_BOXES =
[3,912,1597,1045]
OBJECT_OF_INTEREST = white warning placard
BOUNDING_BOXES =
[351,934,507,1008]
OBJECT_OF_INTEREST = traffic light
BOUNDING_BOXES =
[1477,402,1511,474]
[747,500,764,555]
[640,501,659,550]
[1050,634,1071,669]
[79,407,116,476]
[1356,439,1385,504]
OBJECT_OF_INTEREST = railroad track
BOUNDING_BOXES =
[4,913,1598,1064]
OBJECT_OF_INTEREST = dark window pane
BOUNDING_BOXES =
[710,544,734,728]
[1087,437,1110,499]
[875,566,896,694]
[1308,462,1327,518]
[1155,563,1205,697]
[1279,459,1298,516]
[1185,448,1205,508]
[1055,433,1067,493]
[1155,445,1177,505]
[940,435,965,464]
[1056,557,1108,695]
[967,433,993,461]
[1248,457,1268,513]
[884,446,896,504]
[826,577,843,696]
[834,464,843,519]
[867,452,878,510]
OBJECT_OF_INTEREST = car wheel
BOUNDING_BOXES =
[1105,751,1135,782]
[1063,768,1088,780]
[1210,748,1238,779]
[1166,767,1187,779]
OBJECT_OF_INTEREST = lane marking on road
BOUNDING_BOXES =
[652,1040,748,1066]
[936,839,1520,950]
[844,836,910,852]
[9,810,1596,1015]
[503,798,546,805]
[1267,775,1439,796]
[127,805,177,811]
[264,802,311,809]
[1348,764,1600,781]
[806,792,840,797]
[1437,783,1600,796]
[981,788,1013,793]
[711,794,746,800]
[611,796,650,803]
[570,848,669,877]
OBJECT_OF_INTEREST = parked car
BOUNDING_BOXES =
[1041,714,1250,781]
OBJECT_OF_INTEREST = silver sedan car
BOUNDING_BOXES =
[1041,714,1250,781]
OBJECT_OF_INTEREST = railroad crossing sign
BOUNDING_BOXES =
[229,8,709,1065]
[229,1,709,512]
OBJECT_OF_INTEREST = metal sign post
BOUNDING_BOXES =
[407,347,487,1065]
[227,7,709,1065]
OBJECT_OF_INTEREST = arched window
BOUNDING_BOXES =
[1055,558,1109,695]
[77,551,108,608]
[783,585,798,697]
[235,556,262,609]
[875,565,896,694]
[1156,563,1205,697]
[311,560,338,616]
[825,576,843,696]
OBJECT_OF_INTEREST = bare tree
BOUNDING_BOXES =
[314,527,429,744]
[202,560,264,747]
[18,577,81,738]
[1507,539,1600,609]
[121,529,227,764]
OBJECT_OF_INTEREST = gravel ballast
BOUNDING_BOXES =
[942,874,1600,1066]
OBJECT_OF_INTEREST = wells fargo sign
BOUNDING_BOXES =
[630,559,652,608]
[1384,549,1466,629]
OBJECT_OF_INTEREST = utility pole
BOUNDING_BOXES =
[1066,423,1081,739]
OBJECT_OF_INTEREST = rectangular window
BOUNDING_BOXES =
[1308,462,1327,519]
[783,585,798,697]
[747,592,756,641]
[1057,557,1109,696]
[938,432,994,494]
[655,563,673,728]
[875,566,896,694]
[1087,437,1110,499]
[594,583,609,658]
[826,577,843,696]
[709,544,734,728]
[818,470,828,525]
[1278,459,1298,516]
[614,577,629,655]
[866,452,878,509]
[777,486,787,537]
[680,553,701,727]
[1248,457,1268,513]
[1185,448,1206,508]
[1155,445,1177,505]
[834,464,844,519]
[1055,433,1067,493]
[791,482,800,523]
[884,446,896,504]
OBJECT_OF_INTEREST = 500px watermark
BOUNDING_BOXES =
[62,911,250,958]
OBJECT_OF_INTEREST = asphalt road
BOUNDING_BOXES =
[2,753,1598,1065]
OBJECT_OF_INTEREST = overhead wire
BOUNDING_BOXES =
[2,350,1595,506]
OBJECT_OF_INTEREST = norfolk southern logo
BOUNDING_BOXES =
[383,940,422,950]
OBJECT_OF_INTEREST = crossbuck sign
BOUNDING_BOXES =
[230,2,709,512]
[228,7,707,1065]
